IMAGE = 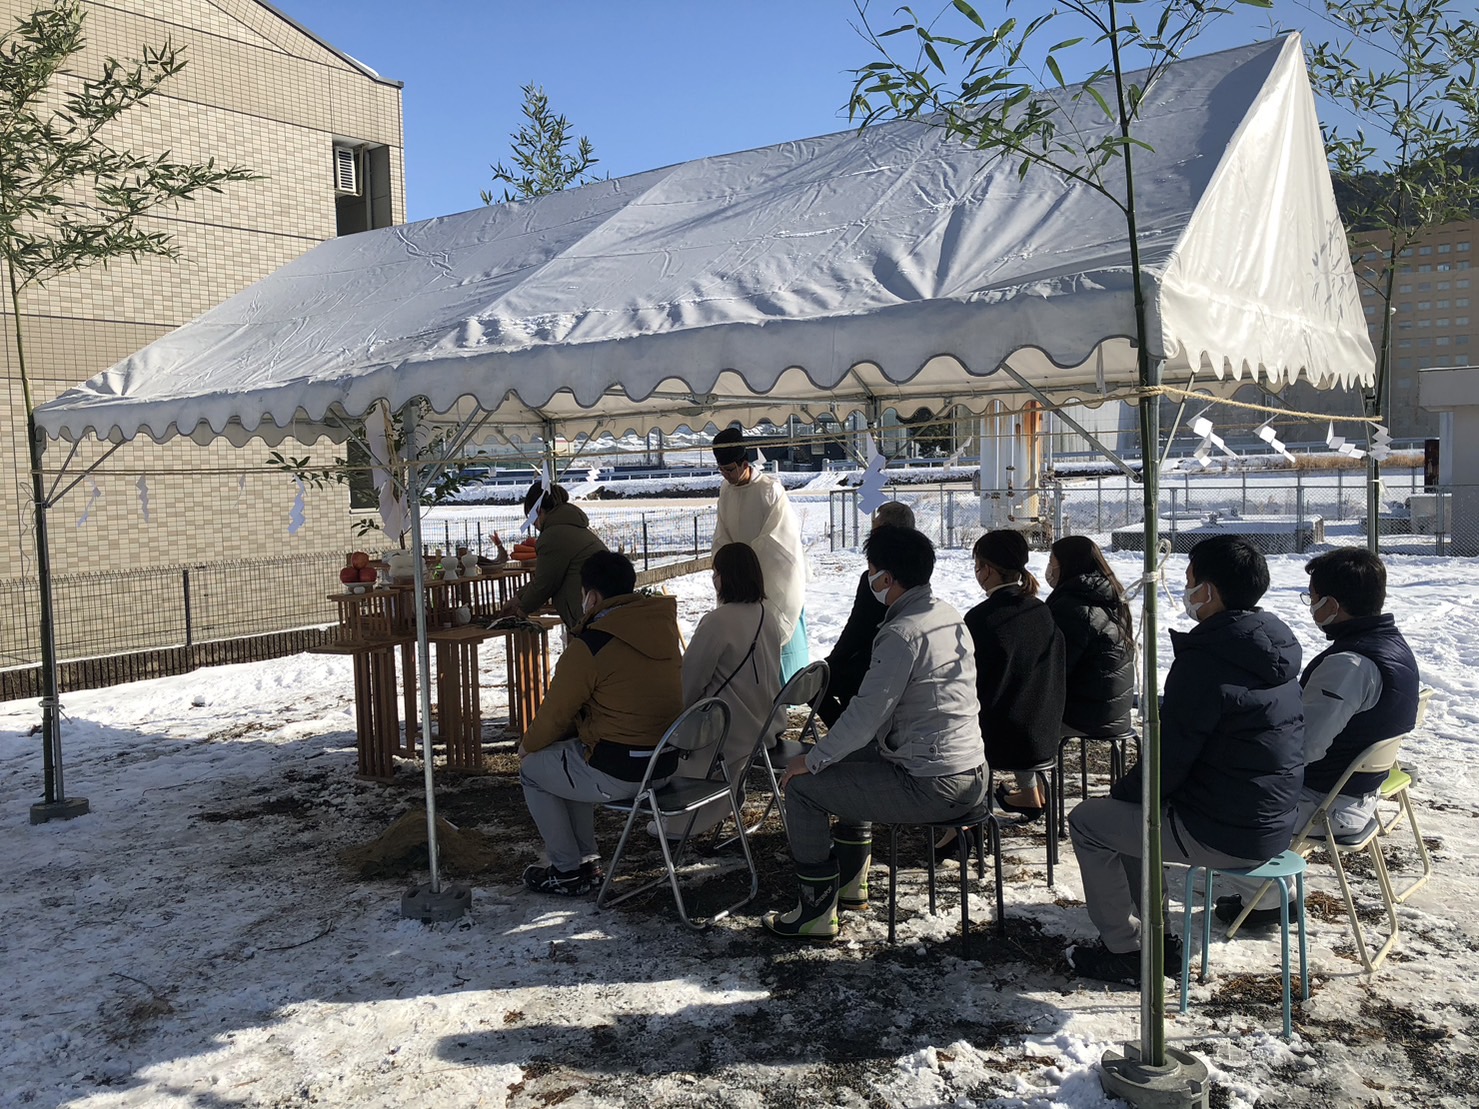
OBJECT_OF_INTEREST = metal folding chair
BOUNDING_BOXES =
[595,698,758,930]
[1376,688,1435,903]
[713,660,829,848]
[1226,735,1406,971]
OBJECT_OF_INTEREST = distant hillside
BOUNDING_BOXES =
[1333,145,1479,232]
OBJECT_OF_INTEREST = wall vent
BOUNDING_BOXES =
[333,146,360,196]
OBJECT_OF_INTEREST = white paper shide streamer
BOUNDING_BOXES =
[857,432,889,514]
[288,477,306,535]
[1190,415,1238,469]
[77,477,102,527]
[1254,420,1298,463]
[524,461,553,534]
[367,405,409,541]
[1326,421,1365,460]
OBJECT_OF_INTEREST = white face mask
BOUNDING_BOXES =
[868,570,892,605]
[1182,583,1208,622]
[1311,594,1339,628]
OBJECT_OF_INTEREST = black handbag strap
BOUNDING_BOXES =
[710,606,765,699]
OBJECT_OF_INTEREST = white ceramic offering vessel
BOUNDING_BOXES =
[385,551,415,581]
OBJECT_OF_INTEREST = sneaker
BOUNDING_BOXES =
[1067,936,1183,986]
[523,863,591,896]
[1066,942,1140,985]
[1214,895,1284,929]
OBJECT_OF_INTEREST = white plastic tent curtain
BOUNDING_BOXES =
[33,34,1372,451]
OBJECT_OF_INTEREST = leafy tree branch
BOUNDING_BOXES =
[480,82,598,204]
[847,1,1268,213]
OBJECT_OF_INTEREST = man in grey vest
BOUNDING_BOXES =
[1217,547,1419,926]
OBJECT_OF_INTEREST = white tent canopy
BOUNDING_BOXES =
[34,34,1373,449]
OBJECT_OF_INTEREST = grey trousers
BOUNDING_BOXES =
[520,739,661,873]
[1068,797,1264,953]
[785,747,987,875]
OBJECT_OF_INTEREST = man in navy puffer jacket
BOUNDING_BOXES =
[1067,536,1304,984]
[1218,546,1418,926]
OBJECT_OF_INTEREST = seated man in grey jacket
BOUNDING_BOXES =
[765,526,988,940]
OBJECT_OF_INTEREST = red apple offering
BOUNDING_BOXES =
[350,550,370,570]
[339,566,359,585]
[358,567,378,582]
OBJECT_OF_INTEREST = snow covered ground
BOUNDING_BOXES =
[2,534,1477,1108]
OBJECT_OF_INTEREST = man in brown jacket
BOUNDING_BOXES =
[498,481,607,630]
[518,551,685,895]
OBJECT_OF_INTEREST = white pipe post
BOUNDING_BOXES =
[403,404,442,894]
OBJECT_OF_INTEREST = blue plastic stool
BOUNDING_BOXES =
[1180,850,1310,1040]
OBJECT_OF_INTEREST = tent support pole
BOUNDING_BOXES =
[1157,370,1201,472]
[399,402,471,922]
[43,439,83,502]
[542,419,558,479]
[44,441,123,507]
[27,424,88,824]
[993,362,1139,480]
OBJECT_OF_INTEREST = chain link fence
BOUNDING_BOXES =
[1,503,720,701]
[825,467,1476,556]
[4,473,1473,702]
[0,553,346,700]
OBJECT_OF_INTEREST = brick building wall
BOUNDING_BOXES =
[0,0,404,668]
[1352,219,1479,440]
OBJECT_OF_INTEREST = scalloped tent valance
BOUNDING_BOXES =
[34,34,1372,449]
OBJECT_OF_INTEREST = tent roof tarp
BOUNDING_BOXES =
[34,33,1373,448]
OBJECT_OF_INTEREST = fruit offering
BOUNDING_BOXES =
[512,537,538,561]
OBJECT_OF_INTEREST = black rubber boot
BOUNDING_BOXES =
[762,868,840,940]
[835,835,873,911]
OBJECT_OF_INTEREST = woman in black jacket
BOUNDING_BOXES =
[1044,536,1135,751]
[965,530,1067,819]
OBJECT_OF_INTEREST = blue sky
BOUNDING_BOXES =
[272,1,1366,224]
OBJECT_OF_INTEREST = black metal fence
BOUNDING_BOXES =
[0,504,723,702]
[0,553,346,701]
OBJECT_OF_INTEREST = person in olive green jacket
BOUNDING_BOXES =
[517,551,685,895]
[498,481,607,630]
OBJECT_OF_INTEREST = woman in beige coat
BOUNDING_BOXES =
[671,542,782,837]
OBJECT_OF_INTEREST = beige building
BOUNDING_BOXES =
[1,0,403,675]
[1354,219,1478,440]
